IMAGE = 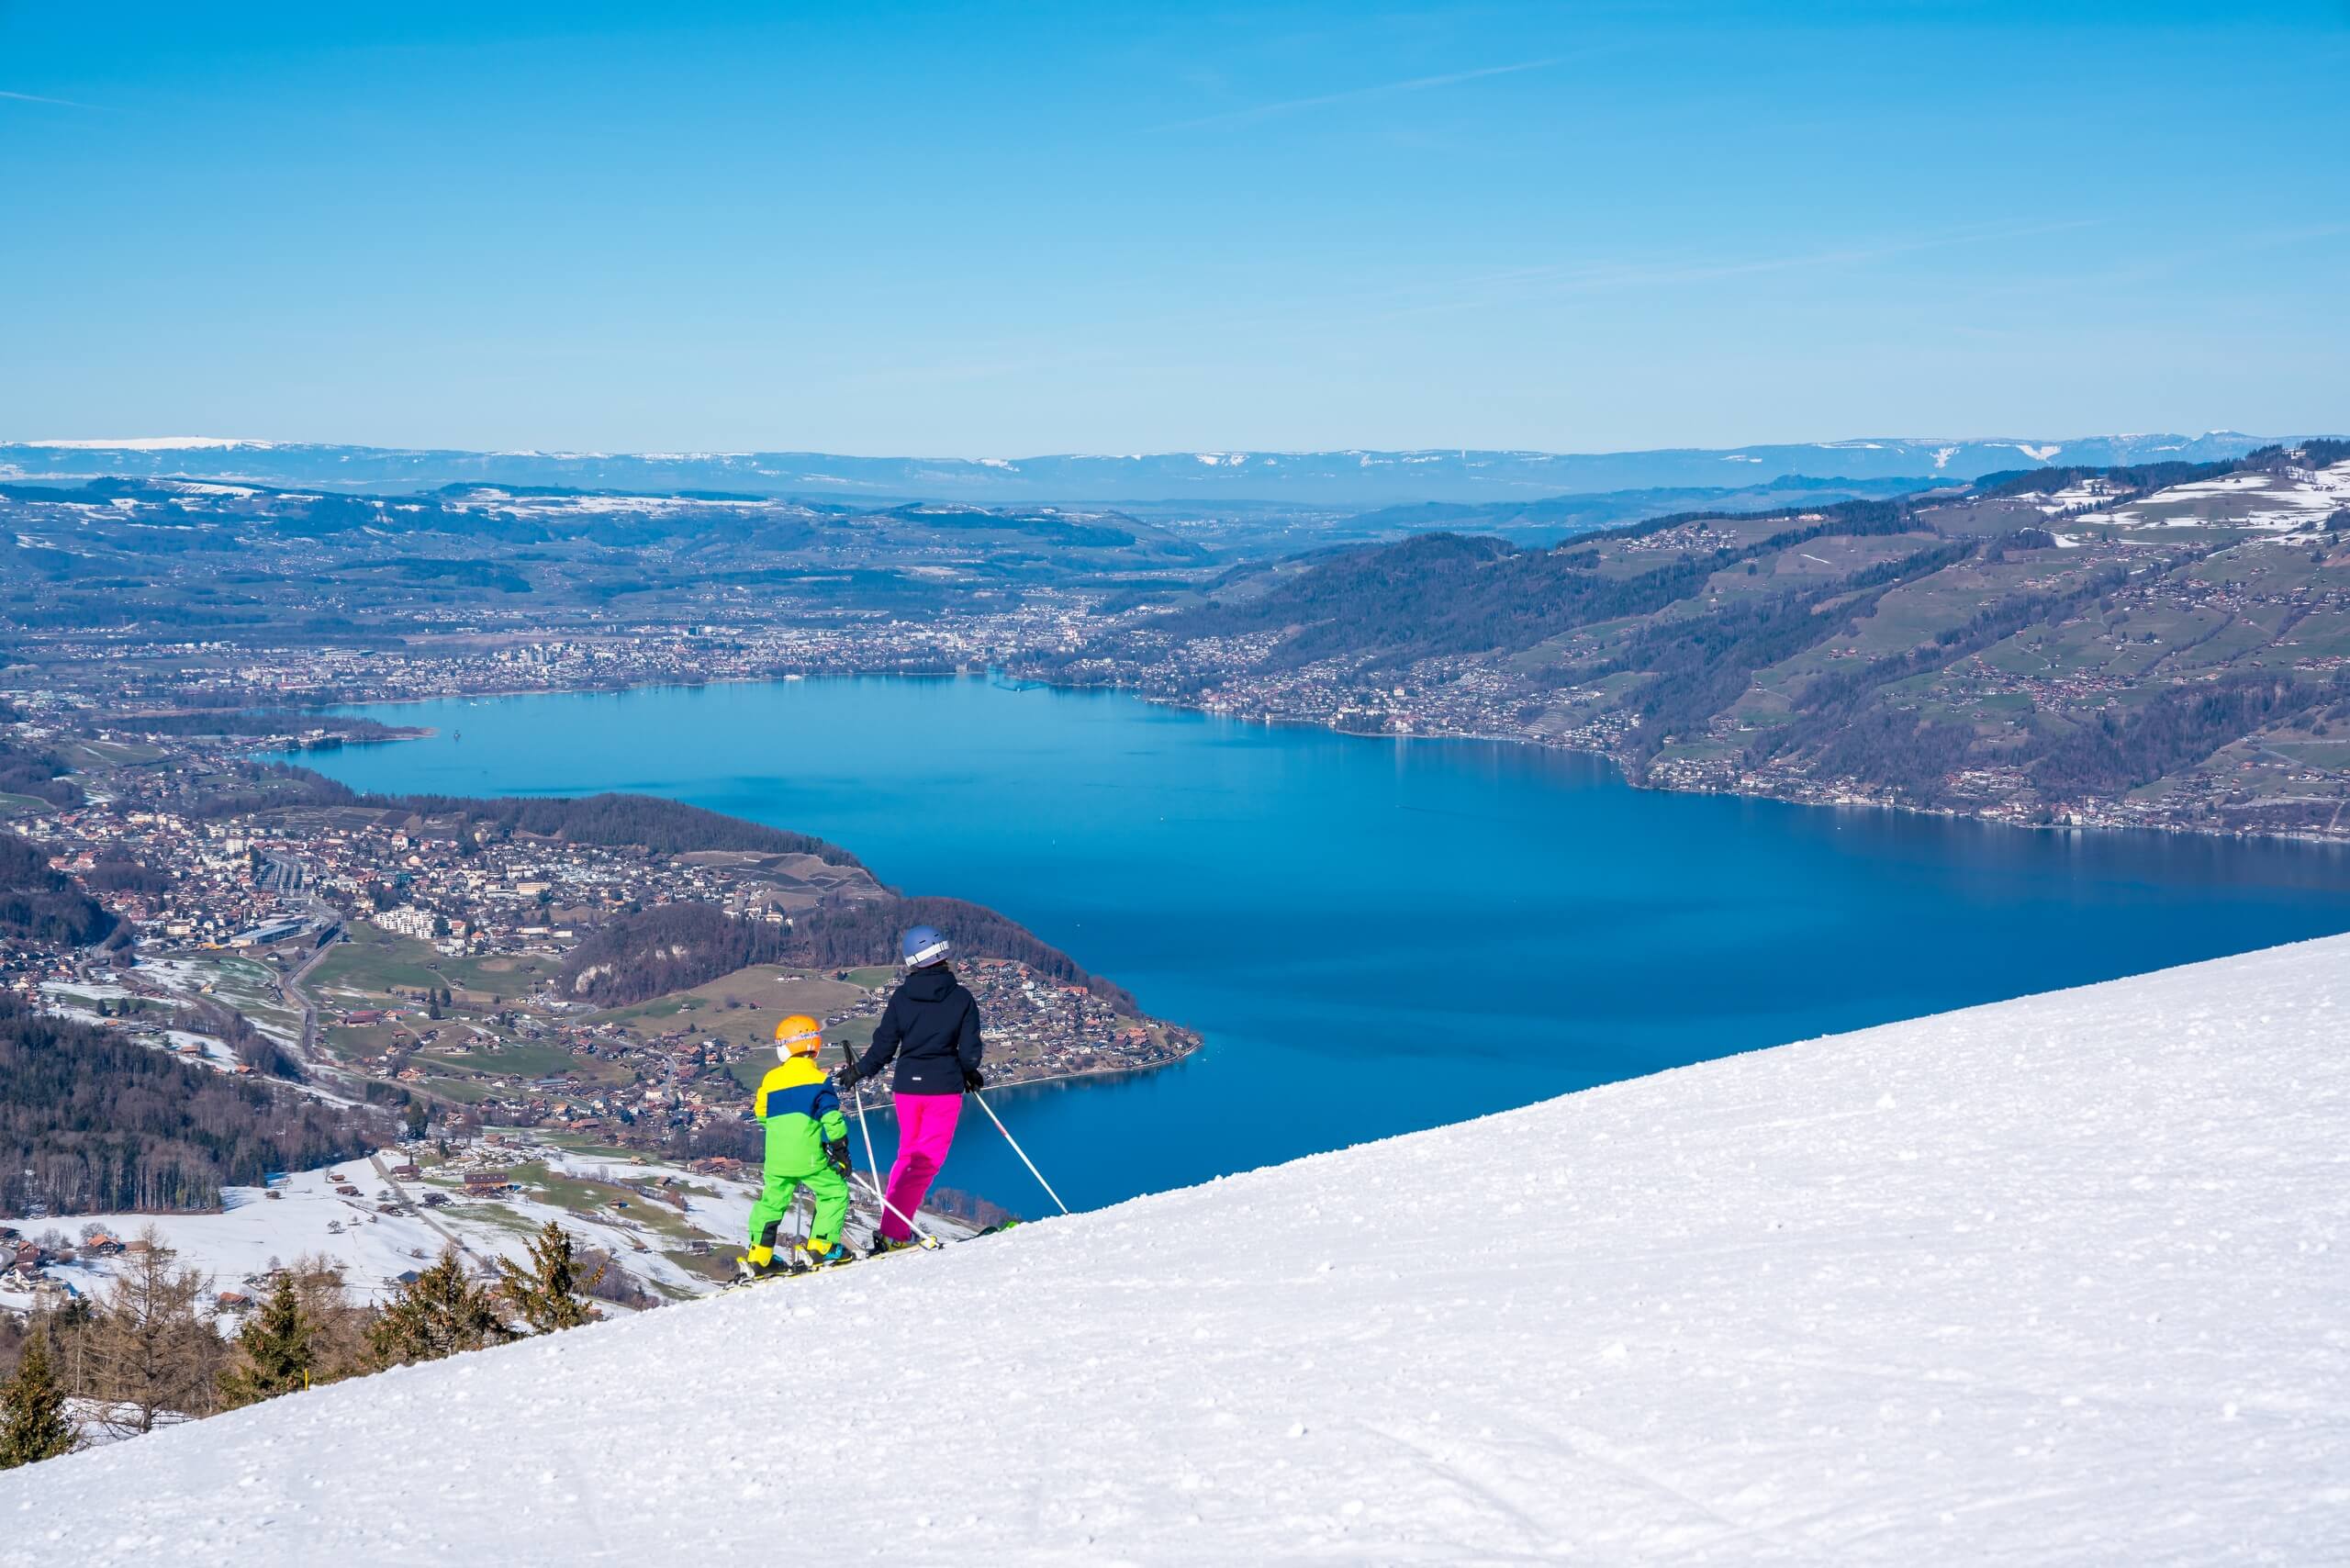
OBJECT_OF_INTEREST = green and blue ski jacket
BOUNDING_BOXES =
[755,1053,849,1177]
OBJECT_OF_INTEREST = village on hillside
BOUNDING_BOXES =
[2,717,1195,1126]
[0,716,1196,1330]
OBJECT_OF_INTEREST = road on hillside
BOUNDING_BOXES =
[367,1152,490,1273]
[279,916,343,1074]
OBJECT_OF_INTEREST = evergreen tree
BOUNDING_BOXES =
[0,1334,76,1469]
[498,1221,602,1333]
[366,1249,516,1369]
[285,1254,373,1389]
[218,1272,315,1408]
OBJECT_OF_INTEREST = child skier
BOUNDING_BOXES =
[836,924,985,1253]
[739,1013,855,1280]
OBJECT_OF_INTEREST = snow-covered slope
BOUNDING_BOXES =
[6,937,2345,1564]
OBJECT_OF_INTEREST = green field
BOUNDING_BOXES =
[429,951,561,999]
[310,924,560,1003]
[727,1013,876,1092]
[309,924,449,996]
[0,791,53,818]
[322,1021,413,1062]
[485,1161,706,1252]
[435,1041,627,1082]
[416,1072,502,1103]
[537,1131,655,1163]
[64,739,166,767]
[589,964,867,1054]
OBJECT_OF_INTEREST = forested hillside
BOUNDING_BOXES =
[170,772,867,870]
[0,830,116,948]
[380,792,866,868]
[0,738,84,810]
[1040,443,2350,837]
[560,895,1137,1013]
[789,896,1140,1013]
[0,999,381,1215]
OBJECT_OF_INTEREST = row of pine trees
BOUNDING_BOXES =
[1,1219,603,1471]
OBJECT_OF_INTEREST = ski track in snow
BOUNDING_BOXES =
[5,936,2346,1564]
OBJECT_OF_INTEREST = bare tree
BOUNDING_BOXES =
[85,1226,221,1438]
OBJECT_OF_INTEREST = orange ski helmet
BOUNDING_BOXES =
[773,1014,823,1060]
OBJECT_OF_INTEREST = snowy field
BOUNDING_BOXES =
[21,1164,454,1307]
[37,977,246,1072]
[26,1139,947,1313]
[5,935,2345,1564]
[2074,458,2350,534]
[34,957,308,1083]
[33,1150,744,1307]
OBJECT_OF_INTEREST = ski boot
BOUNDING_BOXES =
[795,1239,856,1271]
[733,1251,801,1285]
[866,1232,914,1259]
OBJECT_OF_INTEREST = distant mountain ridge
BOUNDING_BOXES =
[0,433,2303,506]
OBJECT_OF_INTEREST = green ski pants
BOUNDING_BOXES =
[747,1164,849,1255]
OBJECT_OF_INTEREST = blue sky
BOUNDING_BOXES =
[4,2,2344,454]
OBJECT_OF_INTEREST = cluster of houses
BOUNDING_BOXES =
[7,592,1102,719]
[0,1231,274,1316]
[1,1226,139,1314]
[31,806,300,947]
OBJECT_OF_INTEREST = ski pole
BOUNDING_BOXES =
[849,1170,939,1249]
[971,1090,1069,1216]
[839,1043,881,1184]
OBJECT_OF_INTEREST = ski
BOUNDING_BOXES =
[720,1240,912,1292]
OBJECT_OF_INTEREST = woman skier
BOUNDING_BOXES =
[837,924,986,1252]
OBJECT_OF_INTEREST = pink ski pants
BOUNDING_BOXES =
[880,1092,962,1239]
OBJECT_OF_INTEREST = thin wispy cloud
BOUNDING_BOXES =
[1954,221,2350,307]
[1356,218,2109,325]
[1152,57,1564,133]
[0,88,105,110]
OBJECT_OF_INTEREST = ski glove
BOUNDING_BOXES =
[831,1063,860,1090]
[962,1068,986,1092]
[823,1137,851,1177]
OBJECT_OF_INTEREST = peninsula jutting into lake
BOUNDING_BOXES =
[268,673,2350,1212]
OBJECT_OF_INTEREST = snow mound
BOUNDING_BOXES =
[6,936,2346,1563]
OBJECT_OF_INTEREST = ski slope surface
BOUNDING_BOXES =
[6,936,2345,1564]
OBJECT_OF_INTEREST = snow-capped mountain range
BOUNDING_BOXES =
[0,433,2301,506]
[5,934,2342,1564]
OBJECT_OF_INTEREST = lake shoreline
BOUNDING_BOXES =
[1034,673,2350,857]
[303,666,2350,855]
[845,1047,1206,1123]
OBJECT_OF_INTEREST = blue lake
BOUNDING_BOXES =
[291,676,2350,1217]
